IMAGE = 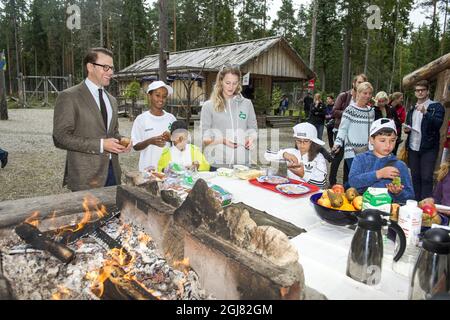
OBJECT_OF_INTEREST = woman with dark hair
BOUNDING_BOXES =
[200,65,258,167]
[308,93,326,140]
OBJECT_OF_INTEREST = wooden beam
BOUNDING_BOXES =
[403,53,450,89]
[0,187,117,229]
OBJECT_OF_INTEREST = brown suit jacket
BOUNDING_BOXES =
[53,81,122,191]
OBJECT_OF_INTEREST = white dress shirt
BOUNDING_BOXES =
[85,78,113,154]
[409,99,431,152]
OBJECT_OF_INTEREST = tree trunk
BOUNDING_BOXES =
[309,0,319,71]
[364,30,370,75]
[441,0,449,56]
[0,52,8,121]
[341,25,351,92]
[100,0,104,47]
[173,0,177,52]
[158,0,169,82]
[389,1,400,93]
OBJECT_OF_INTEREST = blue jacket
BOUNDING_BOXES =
[405,101,445,151]
[349,151,415,203]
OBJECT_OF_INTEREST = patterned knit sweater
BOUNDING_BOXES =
[334,101,375,160]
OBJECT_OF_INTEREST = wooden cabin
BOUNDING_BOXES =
[402,52,450,167]
[114,36,315,118]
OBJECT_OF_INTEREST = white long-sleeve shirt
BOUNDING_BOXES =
[277,148,328,188]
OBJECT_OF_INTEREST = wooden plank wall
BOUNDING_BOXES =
[245,42,308,79]
[435,69,450,166]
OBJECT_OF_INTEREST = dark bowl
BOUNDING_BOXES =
[310,192,359,226]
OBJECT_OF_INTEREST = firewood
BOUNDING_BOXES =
[97,264,157,300]
[15,223,75,263]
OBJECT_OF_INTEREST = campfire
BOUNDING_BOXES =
[0,195,208,300]
[0,176,311,300]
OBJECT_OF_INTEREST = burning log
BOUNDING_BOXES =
[15,223,75,264]
[0,251,15,300]
[44,210,120,245]
[91,263,158,300]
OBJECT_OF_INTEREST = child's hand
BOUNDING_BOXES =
[245,137,254,150]
[149,134,167,147]
[289,164,305,178]
[162,131,171,142]
[191,161,200,170]
[223,138,238,149]
[283,152,299,166]
[376,166,400,180]
[386,183,404,195]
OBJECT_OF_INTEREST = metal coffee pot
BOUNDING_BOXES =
[409,228,450,300]
[346,209,407,285]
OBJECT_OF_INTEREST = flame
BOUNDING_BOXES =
[173,257,190,274]
[138,232,152,247]
[51,286,72,300]
[280,287,289,298]
[25,211,40,227]
[57,195,109,235]
[86,222,159,300]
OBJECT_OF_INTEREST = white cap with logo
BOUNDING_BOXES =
[146,80,173,96]
[370,118,397,136]
[292,122,325,146]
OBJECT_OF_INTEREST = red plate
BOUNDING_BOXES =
[248,178,320,198]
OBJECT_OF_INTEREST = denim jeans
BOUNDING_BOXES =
[408,148,439,201]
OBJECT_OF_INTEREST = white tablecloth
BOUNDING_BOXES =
[202,174,411,300]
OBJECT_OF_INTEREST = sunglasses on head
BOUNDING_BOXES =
[221,63,240,71]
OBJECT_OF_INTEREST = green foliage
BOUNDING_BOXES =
[271,86,283,111]
[271,0,297,42]
[124,81,142,101]
[0,0,448,103]
[253,87,271,115]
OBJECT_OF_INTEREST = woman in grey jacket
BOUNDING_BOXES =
[200,65,258,167]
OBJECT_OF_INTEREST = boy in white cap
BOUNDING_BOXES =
[349,118,414,202]
[131,81,177,171]
[277,122,328,188]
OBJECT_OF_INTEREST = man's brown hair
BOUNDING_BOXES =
[353,73,368,84]
[83,48,113,71]
[415,80,429,90]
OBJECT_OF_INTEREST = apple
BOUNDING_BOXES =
[418,197,435,209]
[421,203,437,217]
[331,184,345,194]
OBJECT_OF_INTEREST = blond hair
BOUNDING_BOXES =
[436,157,450,182]
[211,65,242,112]
[314,93,322,103]
[356,82,373,94]
[375,91,389,106]
[390,92,403,102]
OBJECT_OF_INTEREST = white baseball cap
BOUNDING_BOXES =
[146,80,173,96]
[370,118,397,136]
[292,122,325,146]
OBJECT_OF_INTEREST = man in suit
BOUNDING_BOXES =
[53,48,131,191]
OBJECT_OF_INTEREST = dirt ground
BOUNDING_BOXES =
[0,109,343,202]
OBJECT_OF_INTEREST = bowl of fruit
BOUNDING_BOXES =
[310,184,363,226]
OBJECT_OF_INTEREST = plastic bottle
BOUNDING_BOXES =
[392,200,423,277]
[398,200,423,246]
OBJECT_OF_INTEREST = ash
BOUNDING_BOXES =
[1,219,210,300]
